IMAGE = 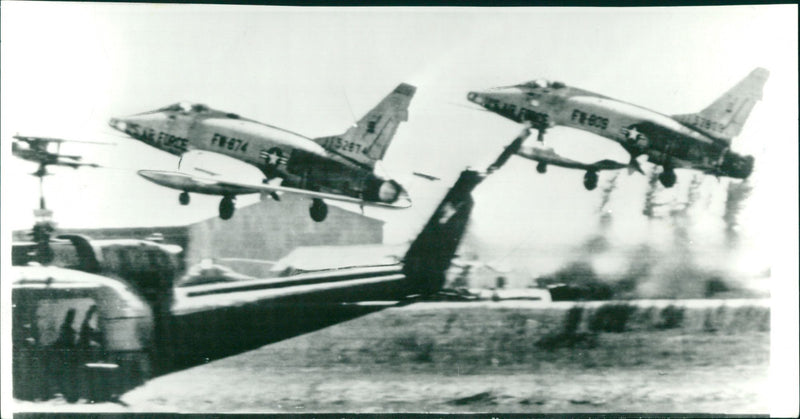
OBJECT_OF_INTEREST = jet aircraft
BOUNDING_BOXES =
[109,83,416,221]
[467,68,768,189]
[12,135,105,177]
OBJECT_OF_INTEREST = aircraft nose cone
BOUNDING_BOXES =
[466,91,486,105]
[109,117,128,132]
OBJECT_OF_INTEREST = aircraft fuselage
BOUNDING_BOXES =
[468,81,754,180]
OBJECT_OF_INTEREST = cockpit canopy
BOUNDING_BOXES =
[132,102,240,119]
[518,79,566,89]
[157,102,210,113]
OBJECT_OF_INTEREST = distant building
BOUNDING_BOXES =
[15,195,384,278]
[271,243,405,276]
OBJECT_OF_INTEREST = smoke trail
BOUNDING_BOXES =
[642,168,661,219]
[684,174,704,214]
[573,172,623,256]
[538,170,754,299]
[598,172,619,213]
[597,172,619,230]
[723,180,753,248]
[669,174,704,245]
[636,173,743,299]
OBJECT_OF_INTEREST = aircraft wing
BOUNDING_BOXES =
[137,170,412,209]
[517,146,627,172]
[14,135,69,144]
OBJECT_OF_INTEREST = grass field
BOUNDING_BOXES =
[114,300,769,413]
[247,302,769,373]
[15,300,770,413]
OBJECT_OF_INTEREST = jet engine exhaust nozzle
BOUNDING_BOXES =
[719,151,755,179]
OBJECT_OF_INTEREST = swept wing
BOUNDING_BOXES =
[517,146,627,172]
[137,169,412,209]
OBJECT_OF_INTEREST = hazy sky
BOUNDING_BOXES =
[1,3,797,278]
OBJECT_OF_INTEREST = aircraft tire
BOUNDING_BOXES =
[309,199,328,222]
[536,162,547,174]
[179,191,190,206]
[583,171,598,190]
[659,169,676,188]
[219,197,235,220]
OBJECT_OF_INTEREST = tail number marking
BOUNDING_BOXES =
[323,136,362,153]
[688,115,725,133]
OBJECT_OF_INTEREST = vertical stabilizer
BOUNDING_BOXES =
[673,67,769,143]
[402,170,484,295]
[315,83,416,168]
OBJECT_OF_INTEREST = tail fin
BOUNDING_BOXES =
[673,67,769,143]
[402,170,484,295]
[315,83,416,168]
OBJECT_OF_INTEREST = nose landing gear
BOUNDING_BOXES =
[536,128,546,143]
[531,117,551,143]
[179,191,190,206]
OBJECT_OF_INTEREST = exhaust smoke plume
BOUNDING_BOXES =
[597,172,619,230]
[722,180,753,248]
[642,168,666,219]
[636,173,730,298]
[537,168,761,299]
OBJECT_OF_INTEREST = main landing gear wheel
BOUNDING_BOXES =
[179,191,190,206]
[536,162,547,174]
[309,198,328,222]
[219,196,235,220]
[659,168,677,188]
[583,171,599,191]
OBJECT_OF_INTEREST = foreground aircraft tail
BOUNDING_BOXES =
[401,132,530,294]
[315,83,416,169]
[402,169,483,295]
[673,67,769,143]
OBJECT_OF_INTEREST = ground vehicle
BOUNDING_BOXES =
[12,236,181,401]
[12,266,154,401]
